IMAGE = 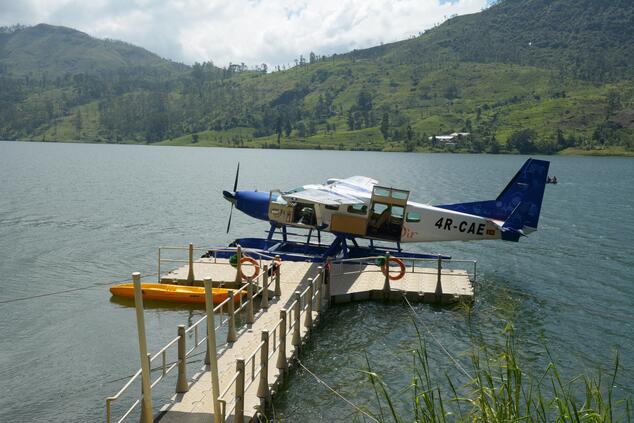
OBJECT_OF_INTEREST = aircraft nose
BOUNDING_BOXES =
[223,190,236,204]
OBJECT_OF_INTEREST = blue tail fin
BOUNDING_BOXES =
[436,158,550,232]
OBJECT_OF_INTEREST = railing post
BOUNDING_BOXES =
[261,264,269,309]
[203,278,222,423]
[435,255,443,303]
[176,325,189,393]
[246,277,255,324]
[187,243,195,284]
[133,272,153,423]
[227,291,237,343]
[305,279,313,330]
[292,291,301,349]
[235,358,245,422]
[274,255,282,297]
[234,245,242,283]
[277,310,288,371]
[257,330,270,404]
[383,253,391,293]
[139,353,152,423]
[325,258,332,307]
[315,267,323,314]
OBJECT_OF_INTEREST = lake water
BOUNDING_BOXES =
[0,141,632,422]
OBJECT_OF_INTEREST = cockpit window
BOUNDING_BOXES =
[285,187,305,194]
[271,191,288,205]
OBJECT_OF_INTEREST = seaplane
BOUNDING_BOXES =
[219,158,549,262]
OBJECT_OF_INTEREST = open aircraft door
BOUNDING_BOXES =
[268,190,294,224]
[366,186,409,241]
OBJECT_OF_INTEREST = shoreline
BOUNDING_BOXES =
[3,138,633,157]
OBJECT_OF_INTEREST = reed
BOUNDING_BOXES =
[362,321,632,423]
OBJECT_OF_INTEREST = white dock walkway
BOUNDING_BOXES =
[106,247,474,423]
[157,260,318,422]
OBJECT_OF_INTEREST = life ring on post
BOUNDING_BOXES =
[239,257,260,280]
[381,257,406,281]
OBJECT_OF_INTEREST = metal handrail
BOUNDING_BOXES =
[107,282,253,423]
[245,341,265,389]
[330,256,477,282]
[217,370,241,418]
[268,318,283,359]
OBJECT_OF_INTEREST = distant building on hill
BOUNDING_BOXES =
[429,132,470,147]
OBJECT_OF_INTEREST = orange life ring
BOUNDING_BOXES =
[381,257,406,281]
[239,257,260,280]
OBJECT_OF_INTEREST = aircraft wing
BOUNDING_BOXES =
[332,176,378,194]
[282,188,364,206]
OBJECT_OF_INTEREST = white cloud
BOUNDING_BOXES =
[0,0,488,67]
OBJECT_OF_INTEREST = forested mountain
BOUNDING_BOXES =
[1,0,633,154]
[350,0,634,83]
[0,24,187,77]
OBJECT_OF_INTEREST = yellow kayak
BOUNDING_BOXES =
[109,283,244,305]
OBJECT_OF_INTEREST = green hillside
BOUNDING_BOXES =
[351,0,634,82]
[1,0,633,154]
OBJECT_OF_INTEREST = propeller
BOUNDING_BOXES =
[226,163,240,233]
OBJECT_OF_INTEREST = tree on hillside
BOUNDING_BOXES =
[356,90,373,112]
[74,110,82,140]
[444,83,459,100]
[276,116,283,145]
[508,129,537,154]
[606,90,621,120]
[380,113,390,140]
[284,119,292,137]
[405,124,415,151]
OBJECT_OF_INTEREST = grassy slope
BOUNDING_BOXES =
[157,60,634,152]
[16,54,633,154]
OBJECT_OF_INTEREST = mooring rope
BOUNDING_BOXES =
[0,272,157,305]
[296,359,380,423]
[401,294,473,380]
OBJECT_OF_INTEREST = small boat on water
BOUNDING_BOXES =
[109,283,244,305]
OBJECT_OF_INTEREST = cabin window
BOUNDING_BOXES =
[406,212,421,222]
[391,205,404,220]
[374,187,390,197]
[347,204,367,215]
[391,190,408,201]
[325,204,339,211]
[371,202,389,214]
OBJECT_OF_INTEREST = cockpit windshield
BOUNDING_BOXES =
[284,187,305,194]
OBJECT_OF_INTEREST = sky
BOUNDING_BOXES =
[0,0,489,68]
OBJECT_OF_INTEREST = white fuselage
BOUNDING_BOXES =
[275,181,502,243]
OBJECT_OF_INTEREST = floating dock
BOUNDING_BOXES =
[106,246,475,423]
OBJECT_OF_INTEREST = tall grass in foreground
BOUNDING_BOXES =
[363,322,631,422]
